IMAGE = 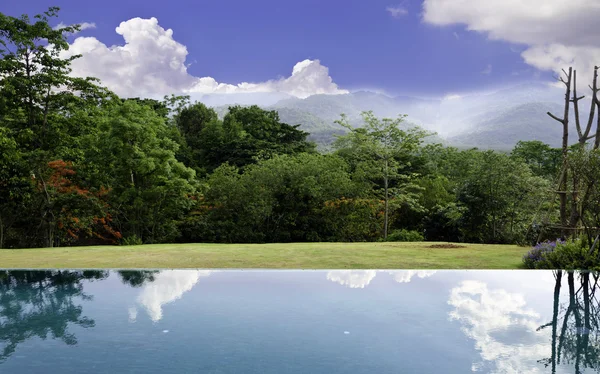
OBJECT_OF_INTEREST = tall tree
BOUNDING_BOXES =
[88,100,198,243]
[0,7,111,247]
[334,111,430,239]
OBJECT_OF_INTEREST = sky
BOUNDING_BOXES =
[1,0,598,100]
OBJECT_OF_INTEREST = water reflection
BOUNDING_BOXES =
[540,271,600,373]
[127,270,213,322]
[0,270,107,361]
[449,279,549,373]
[326,270,437,288]
[450,271,600,373]
[326,270,377,288]
[0,269,599,373]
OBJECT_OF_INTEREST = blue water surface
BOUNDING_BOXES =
[0,269,594,373]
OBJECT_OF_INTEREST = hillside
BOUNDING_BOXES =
[202,82,578,149]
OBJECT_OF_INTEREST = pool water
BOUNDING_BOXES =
[0,269,596,373]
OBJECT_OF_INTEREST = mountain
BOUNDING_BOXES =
[201,82,582,150]
[189,92,293,107]
[447,102,577,149]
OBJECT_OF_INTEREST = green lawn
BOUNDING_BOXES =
[0,242,528,269]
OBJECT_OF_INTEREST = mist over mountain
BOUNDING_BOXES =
[203,81,582,150]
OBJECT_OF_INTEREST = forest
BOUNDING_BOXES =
[0,7,592,249]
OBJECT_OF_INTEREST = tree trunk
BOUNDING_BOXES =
[548,68,572,238]
[551,270,562,374]
[568,271,582,372]
[0,214,4,249]
[384,159,389,240]
[582,272,591,366]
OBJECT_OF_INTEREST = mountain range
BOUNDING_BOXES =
[198,82,586,150]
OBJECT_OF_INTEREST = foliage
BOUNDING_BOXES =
[523,239,600,270]
[191,105,316,173]
[511,140,561,179]
[0,6,579,249]
[384,229,424,242]
[334,111,431,239]
[192,153,364,243]
[522,239,564,269]
[455,151,549,244]
[121,235,143,246]
[88,100,198,243]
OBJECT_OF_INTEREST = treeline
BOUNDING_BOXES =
[0,7,561,247]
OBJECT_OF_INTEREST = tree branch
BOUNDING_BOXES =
[548,112,564,123]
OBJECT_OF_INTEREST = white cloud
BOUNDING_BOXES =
[131,270,213,322]
[60,17,347,99]
[54,22,96,34]
[444,94,462,100]
[387,270,437,283]
[422,0,600,80]
[481,64,492,75]
[453,31,460,40]
[386,6,409,18]
[326,270,436,288]
[448,280,554,373]
[327,270,378,288]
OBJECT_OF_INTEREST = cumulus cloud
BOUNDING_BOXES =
[60,17,347,99]
[422,0,600,80]
[130,270,213,322]
[326,270,437,288]
[387,270,436,283]
[448,280,554,373]
[327,270,378,289]
[386,6,408,18]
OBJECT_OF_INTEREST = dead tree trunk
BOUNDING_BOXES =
[548,68,572,238]
[572,67,600,243]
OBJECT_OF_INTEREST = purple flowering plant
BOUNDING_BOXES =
[523,239,566,268]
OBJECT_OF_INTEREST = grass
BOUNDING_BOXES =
[0,242,528,269]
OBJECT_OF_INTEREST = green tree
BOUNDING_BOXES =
[511,140,561,179]
[0,7,112,247]
[334,111,430,239]
[88,100,197,243]
[196,153,360,243]
[457,151,548,243]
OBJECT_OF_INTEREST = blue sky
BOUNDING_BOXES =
[1,0,595,99]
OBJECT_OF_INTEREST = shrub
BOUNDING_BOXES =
[523,238,600,270]
[385,229,424,242]
[121,235,143,246]
[522,240,563,269]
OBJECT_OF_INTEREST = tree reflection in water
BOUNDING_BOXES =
[117,270,160,287]
[0,270,108,361]
[539,270,600,373]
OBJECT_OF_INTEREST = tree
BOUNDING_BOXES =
[0,127,32,248]
[0,270,108,361]
[334,111,430,239]
[456,151,548,243]
[88,100,198,243]
[537,271,600,373]
[511,140,561,179]
[0,7,109,147]
[195,153,361,243]
[0,7,112,247]
[545,66,600,240]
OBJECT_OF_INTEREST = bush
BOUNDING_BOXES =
[522,240,563,269]
[121,235,143,246]
[523,238,600,270]
[385,229,424,242]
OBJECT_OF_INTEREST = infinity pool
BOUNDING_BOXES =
[0,270,595,373]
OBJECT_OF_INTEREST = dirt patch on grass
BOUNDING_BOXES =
[427,244,467,249]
